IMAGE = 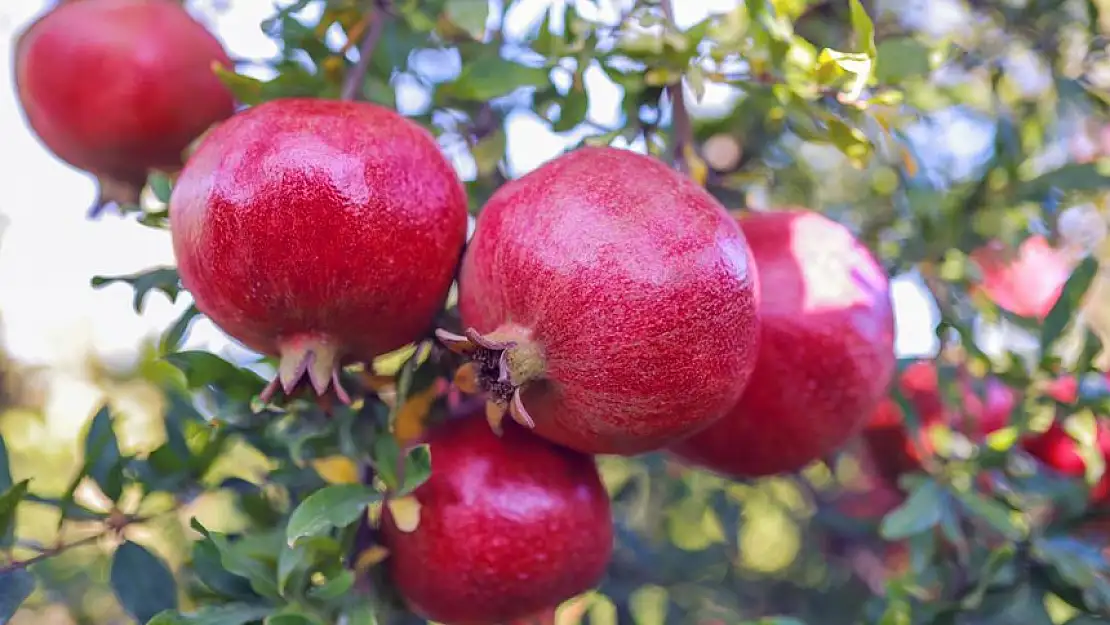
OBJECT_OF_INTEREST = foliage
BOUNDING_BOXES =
[4,0,1110,624]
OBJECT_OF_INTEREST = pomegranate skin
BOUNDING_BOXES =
[1023,423,1110,506]
[452,146,760,455]
[381,416,613,625]
[670,209,896,476]
[170,98,468,400]
[15,0,235,191]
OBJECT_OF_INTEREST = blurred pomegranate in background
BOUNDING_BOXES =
[14,0,236,214]
[969,235,1072,320]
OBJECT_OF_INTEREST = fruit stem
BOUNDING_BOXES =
[89,174,145,218]
[435,325,545,435]
[259,334,352,405]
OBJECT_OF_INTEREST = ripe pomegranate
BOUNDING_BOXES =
[863,361,1018,484]
[1023,422,1110,506]
[170,98,468,403]
[380,415,613,625]
[668,209,896,476]
[15,0,236,212]
[437,146,760,455]
[969,235,1071,320]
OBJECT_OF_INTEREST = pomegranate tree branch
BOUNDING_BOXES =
[340,1,391,102]
[659,0,693,175]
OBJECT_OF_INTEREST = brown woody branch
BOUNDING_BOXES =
[659,0,693,175]
[340,1,392,102]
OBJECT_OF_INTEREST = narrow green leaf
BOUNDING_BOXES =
[148,172,173,204]
[0,569,35,624]
[190,520,280,598]
[1041,256,1099,350]
[951,490,1024,540]
[0,480,30,549]
[0,436,12,492]
[160,305,202,355]
[444,0,488,39]
[875,37,930,82]
[111,541,179,623]
[439,57,549,101]
[212,64,266,106]
[396,444,432,497]
[306,569,355,600]
[91,268,181,314]
[849,0,877,57]
[553,90,589,132]
[879,479,944,539]
[285,484,380,546]
[266,612,325,625]
[165,351,266,402]
[84,405,124,502]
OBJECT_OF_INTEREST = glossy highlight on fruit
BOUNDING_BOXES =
[438,146,761,455]
[170,98,468,403]
[669,209,896,477]
[380,416,613,625]
[15,0,236,210]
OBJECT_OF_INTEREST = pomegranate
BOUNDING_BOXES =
[1023,422,1110,506]
[969,235,1071,320]
[863,361,1018,484]
[380,415,613,625]
[15,0,236,212]
[170,98,468,403]
[669,209,896,476]
[437,146,760,455]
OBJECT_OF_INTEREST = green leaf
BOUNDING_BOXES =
[0,569,35,623]
[266,611,325,625]
[879,479,944,539]
[160,305,202,355]
[111,541,179,623]
[306,569,355,601]
[849,0,877,57]
[148,605,272,625]
[1041,256,1100,350]
[1015,163,1110,202]
[165,351,266,402]
[190,520,281,599]
[84,405,124,502]
[91,268,181,314]
[148,172,173,204]
[439,57,550,101]
[951,489,1024,540]
[285,484,380,546]
[191,538,258,600]
[0,435,12,493]
[444,0,488,39]
[1034,535,1110,612]
[395,444,432,497]
[212,65,266,106]
[0,480,29,549]
[553,89,589,132]
[875,37,931,82]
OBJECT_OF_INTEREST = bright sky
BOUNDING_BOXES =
[0,0,940,380]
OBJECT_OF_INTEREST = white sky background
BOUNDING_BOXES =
[0,0,942,383]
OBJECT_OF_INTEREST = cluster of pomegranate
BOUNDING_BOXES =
[15,1,1108,623]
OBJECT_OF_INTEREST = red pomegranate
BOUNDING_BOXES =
[170,98,468,403]
[380,416,613,625]
[15,0,235,211]
[668,209,896,476]
[438,146,760,455]
[1023,422,1110,506]
[863,362,1018,483]
[969,235,1071,320]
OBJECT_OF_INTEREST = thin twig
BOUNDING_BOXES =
[1,531,107,573]
[659,0,693,175]
[340,1,390,102]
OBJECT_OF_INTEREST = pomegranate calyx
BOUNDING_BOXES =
[90,174,145,218]
[259,336,352,406]
[435,326,544,435]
